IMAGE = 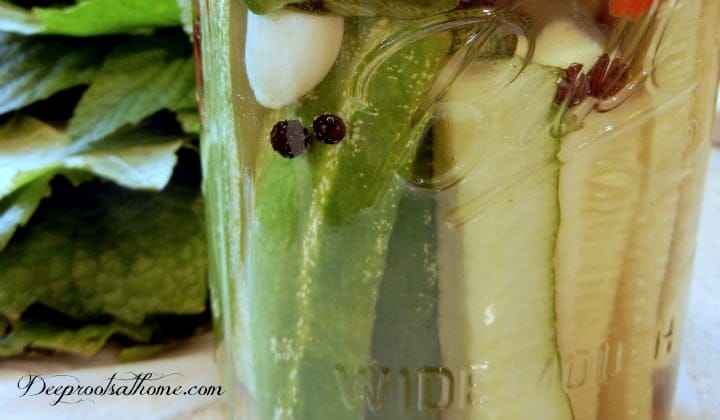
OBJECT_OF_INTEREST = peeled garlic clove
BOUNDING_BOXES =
[534,19,605,69]
[245,10,344,109]
[519,0,606,69]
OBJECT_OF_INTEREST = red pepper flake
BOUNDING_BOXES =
[609,0,653,21]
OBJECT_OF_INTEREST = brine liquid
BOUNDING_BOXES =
[196,0,719,419]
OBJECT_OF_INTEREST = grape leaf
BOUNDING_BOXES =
[0,1,41,34]
[0,116,184,201]
[0,318,153,357]
[0,176,51,250]
[34,0,182,36]
[0,31,106,115]
[0,115,185,252]
[0,177,207,325]
[67,31,195,147]
[0,0,182,35]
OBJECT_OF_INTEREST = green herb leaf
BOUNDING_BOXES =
[0,177,207,325]
[34,0,182,36]
[0,115,68,199]
[0,0,204,359]
[68,31,195,147]
[0,176,50,250]
[117,343,172,362]
[0,0,183,36]
[175,109,200,135]
[0,318,153,357]
[0,31,105,115]
[0,115,185,251]
[63,126,185,191]
[0,1,41,34]
[0,115,183,200]
[176,0,193,36]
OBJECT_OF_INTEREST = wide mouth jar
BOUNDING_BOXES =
[194,1,720,419]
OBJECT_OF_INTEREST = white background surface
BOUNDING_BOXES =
[677,146,720,419]
[0,151,718,419]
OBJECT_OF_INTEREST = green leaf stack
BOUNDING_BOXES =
[0,0,207,359]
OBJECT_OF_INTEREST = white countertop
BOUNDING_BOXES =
[0,148,718,420]
[676,145,720,418]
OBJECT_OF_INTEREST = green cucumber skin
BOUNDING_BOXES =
[249,18,450,419]
[368,137,441,419]
[199,0,252,402]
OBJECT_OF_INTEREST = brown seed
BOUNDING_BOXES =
[558,53,631,107]
[554,63,588,107]
[588,53,610,97]
[601,58,630,99]
[570,73,589,106]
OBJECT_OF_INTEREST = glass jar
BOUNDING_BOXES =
[195,0,720,418]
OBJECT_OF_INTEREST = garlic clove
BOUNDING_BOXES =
[245,9,344,109]
[519,0,606,70]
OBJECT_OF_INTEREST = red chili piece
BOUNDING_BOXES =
[609,0,653,21]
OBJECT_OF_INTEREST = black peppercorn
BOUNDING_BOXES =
[312,113,346,144]
[270,119,311,158]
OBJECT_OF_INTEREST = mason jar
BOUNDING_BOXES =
[195,0,720,418]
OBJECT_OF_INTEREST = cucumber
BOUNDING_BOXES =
[368,136,441,420]
[247,18,451,419]
[434,58,572,419]
[240,0,459,19]
[551,2,717,418]
[555,123,649,419]
[656,0,719,337]
[199,0,257,410]
[558,89,672,420]
[554,88,645,420]
[368,191,441,419]
[595,1,707,418]
[655,5,719,413]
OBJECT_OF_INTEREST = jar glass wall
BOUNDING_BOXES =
[195,1,720,418]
